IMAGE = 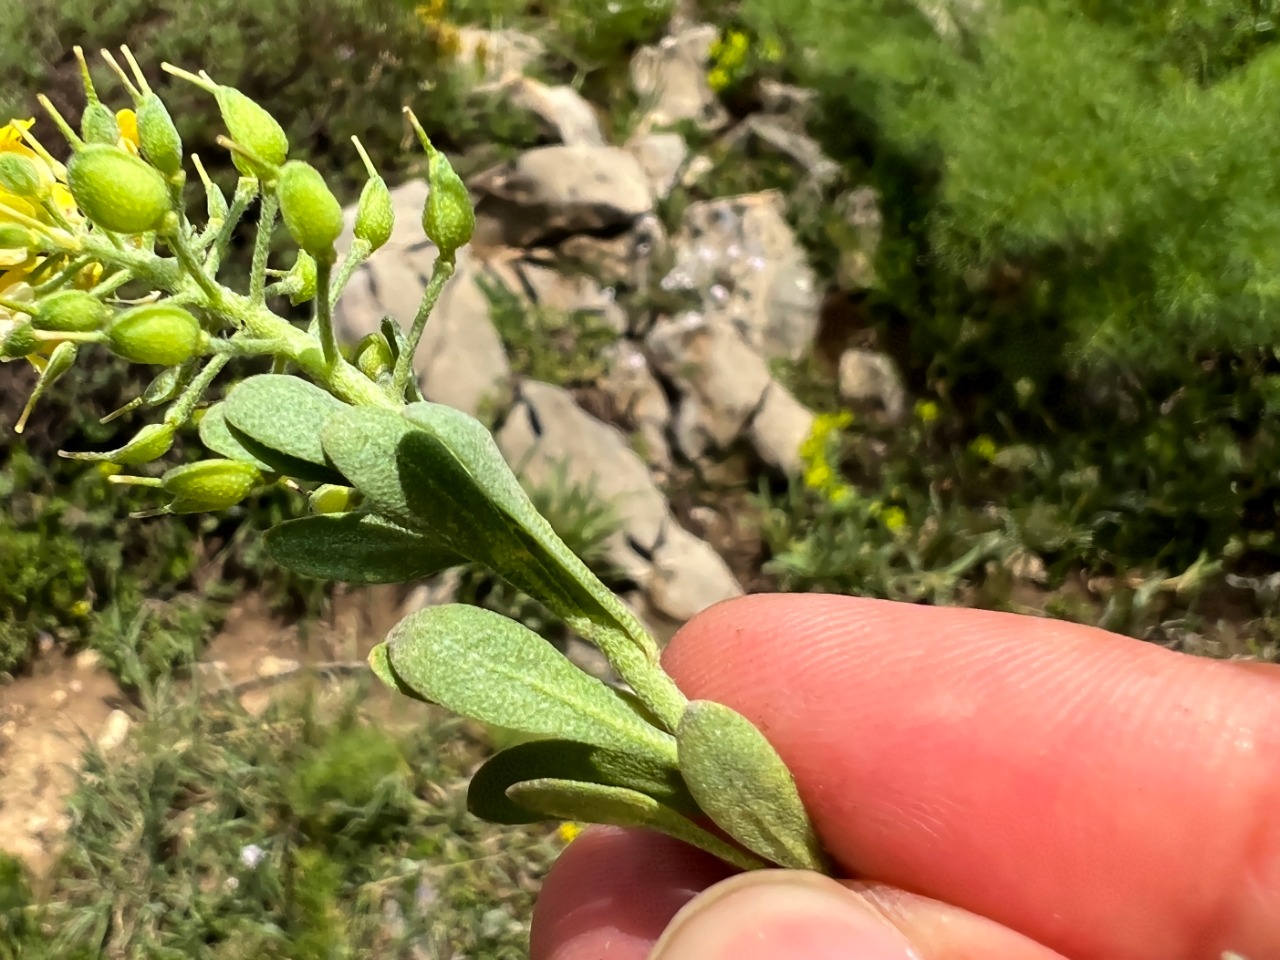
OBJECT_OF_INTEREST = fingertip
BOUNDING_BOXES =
[530,827,735,960]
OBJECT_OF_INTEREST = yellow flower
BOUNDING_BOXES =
[556,822,583,843]
[707,67,731,92]
[914,399,939,424]
[803,460,833,492]
[881,506,908,534]
[116,108,141,155]
[970,434,998,462]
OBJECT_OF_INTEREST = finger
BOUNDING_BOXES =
[529,827,735,960]
[533,835,1069,960]
[660,594,1280,960]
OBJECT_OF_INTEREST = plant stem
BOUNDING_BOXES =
[392,257,454,397]
[166,227,223,307]
[206,178,258,274]
[313,256,337,367]
[165,354,229,427]
[249,190,278,303]
[328,239,372,310]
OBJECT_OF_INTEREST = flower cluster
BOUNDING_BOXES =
[706,27,783,93]
[797,410,855,505]
[0,45,472,515]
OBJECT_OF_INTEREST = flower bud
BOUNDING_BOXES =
[62,422,175,465]
[67,144,172,234]
[354,175,394,251]
[422,142,473,261]
[107,302,207,366]
[16,340,76,433]
[81,100,121,146]
[137,93,184,177]
[287,250,317,305]
[33,289,110,333]
[215,86,288,178]
[354,332,394,380]
[276,160,343,261]
[308,483,357,514]
[161,459,263,511]
[0,153,44,199]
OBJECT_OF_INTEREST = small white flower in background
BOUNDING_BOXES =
[239,843,266,869]
[224,876,240,891]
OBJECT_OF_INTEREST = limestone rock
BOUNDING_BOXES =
[472,146,653,247]
[747,382,815,476]
[630,24,729,133]
[454,27,546,90]
[837,348,907,424]
[504,77,604,146]
[625,132,689,201]
[602,340,673,471]
[662,191,819,362]
[645,521,742,623]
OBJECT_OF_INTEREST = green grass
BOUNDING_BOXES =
[0,681,563,960]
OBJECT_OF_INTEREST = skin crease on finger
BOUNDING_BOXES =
[650,594,1280,960]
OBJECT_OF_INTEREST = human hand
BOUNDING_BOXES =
[529,594,1280,960]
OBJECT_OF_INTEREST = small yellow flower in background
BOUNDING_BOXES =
[760,36,783,63]
[707,67,731,92]
[556,822,583,843]
[970,434,998,462]
[881,506,908,534]
[914,399,940,424]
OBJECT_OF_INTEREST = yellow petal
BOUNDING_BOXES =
[0,118,35,150]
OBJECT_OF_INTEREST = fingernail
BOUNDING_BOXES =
[651,871,922,960]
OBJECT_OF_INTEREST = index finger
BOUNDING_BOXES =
[661,594,1280,960]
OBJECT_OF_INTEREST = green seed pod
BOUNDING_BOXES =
[216,86,288,178]
[354,332,394,380]
[137,93,184,177]
[354,175,394,251]
[161,459,263,511]
[0,318,37,359]
[81,101,121,146]
[422,143,474,260]
[0,153,44,199]
[107,302,206,366]
[276,161,343,261]
[287,250,317,305]
[308,483,357,514]
[34,290,111,333]
[67,144,172,235]
[62,422,175,465]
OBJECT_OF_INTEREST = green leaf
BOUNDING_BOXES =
[197,403,274,472]
[322,404,687,734]
[264,512,464,583]
[223,374,349,484]
[380,604,676,765]
[507,778,767,872]
[468,738,697,825]
[367,643,425,703]
[677,700,829,873]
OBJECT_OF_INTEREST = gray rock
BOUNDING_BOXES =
[557,213,669,294]
[837,348,907,424]
[504,77,604,146]
[602,341,673,471]
[661,191,820,362]
[645,521,742,623]
[758,79,819,126]
[723,115,841,190]
[647,311,772,460]
[747,382,815,476]
[472,145,653,247]
[454,27,546,90]
[501,257,627,334]
[625,132,689,201]
[630,24,730,133]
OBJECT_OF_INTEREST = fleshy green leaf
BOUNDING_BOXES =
[507,778,766,872]
[223,374,349,483]
[264,512,464,583]
[468,738,697,825]
[379,604,676,765]
[198,403,274,472]
[676,700,829,873]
